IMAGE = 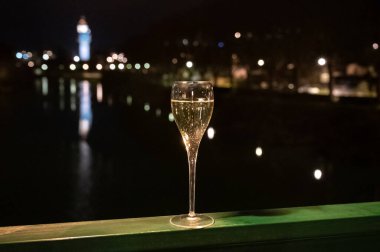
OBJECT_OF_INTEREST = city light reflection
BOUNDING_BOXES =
[79,80,92,139]
[255,147,263,157]
[168,113,174,122]
[42,77,48,96]
[314,169,322,180]
[144,103,150,112]
[126,95,133,106]
[96,83,103,102]
[207,127,215,139]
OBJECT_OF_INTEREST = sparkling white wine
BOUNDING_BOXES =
[171,99,214,150]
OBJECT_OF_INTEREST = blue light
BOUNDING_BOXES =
[22,54,29,60]
[218,41,224,48]
[16,52,22,59]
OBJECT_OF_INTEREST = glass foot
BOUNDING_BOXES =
[170,214,214,229]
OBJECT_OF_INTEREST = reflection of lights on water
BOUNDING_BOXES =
[314,169,322,180]
[16,52,22,59]
[70,64,76,71]
[318,57,326,66]
[42,77,48,96]
[41,64,48,71]
[257,59,265,67]
[79,80,92,139]
[59,80,65,111]
[106,56,113,63]
[71,97,76,111]
[96,83,103,102]
[320,72,330,84]
[109,64,116,70]
[27,61,34,68]
[155,108,161,117]
[287,63,295,70]
[96,64,102,70]
[82,64,89,70]
[207,127,215,139]
[172,58,178,64]
[135,63,141,70]
[126,95,132,106]
[168,113,174,122]
[42,54,49,60]
[118,63,125,70]
[144,103,150,112]
[255,147,263,157]
[186,61,193,68]
[73,56,80,62]
[70,80,77,94]
[234,32,241,39]
[144,63,150,69]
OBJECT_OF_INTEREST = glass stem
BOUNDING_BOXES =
[187,145,199,218]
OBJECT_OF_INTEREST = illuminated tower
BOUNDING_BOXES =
[77,16,91,61]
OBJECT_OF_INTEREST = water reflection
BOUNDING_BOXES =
[314,169,323,180]
[42,77,48,96]
[74,140,93,218]
[79,80,92,139]
[96,83,103,102]
[59,78,65,111]
[70,79,77,111]
[255,147,263,157]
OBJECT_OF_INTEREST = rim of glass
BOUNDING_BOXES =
[174,81,212,85]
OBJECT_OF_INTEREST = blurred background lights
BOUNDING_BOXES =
[144,103,150,112]
[144,63,150,69]
[234,32,241,39]
[255,147,263,157]
[318,57,326,66]
[109,64,116,70]
[134,63,141,70]
[126,95,132,106]
[82,63,89,70]
[42,54,49,60]
[41,64,48,70]
[27,61,35,68]
[96,64,103,70]
[69,64,76,71]
[16,52,22,59]
[258,59,265,66]
[118,63,125,70]
[168,113,174,122]
[172,58,178,64]
[182,38,189,46]
[186,61,193,68]
[207,127,215,139]
[73,56,80,62]
[106,56,113,63]
[314,169,322,180]
[218,41,224,48]
[126,63,132,69]
[155,108,162,117]
[372,43,379,50]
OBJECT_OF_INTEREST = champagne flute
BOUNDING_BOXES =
[170,81,214,228]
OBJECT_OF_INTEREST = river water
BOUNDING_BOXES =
[0,74,379,226]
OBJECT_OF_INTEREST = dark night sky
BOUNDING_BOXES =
[1,0,379,55]
[0,0,207,52]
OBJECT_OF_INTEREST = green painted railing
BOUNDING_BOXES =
[1,202,380,251]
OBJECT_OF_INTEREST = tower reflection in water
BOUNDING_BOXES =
[75,80,94,218]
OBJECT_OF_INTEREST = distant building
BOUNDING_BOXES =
[77,16,91,61]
